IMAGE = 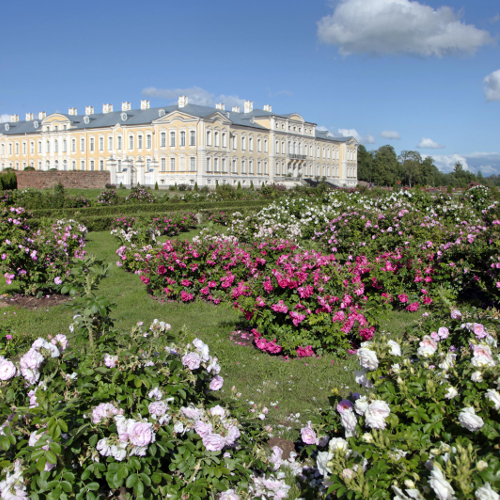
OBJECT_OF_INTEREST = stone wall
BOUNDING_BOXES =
[16,171,110,190]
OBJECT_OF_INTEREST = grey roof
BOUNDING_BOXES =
[0,103,356,143]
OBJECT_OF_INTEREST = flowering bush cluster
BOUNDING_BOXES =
[0,205,87,295]
[0,318,296,498]
[96,188,120,205]
[152,211,198,237]
[299,307,500,499]
[125,186,154,204]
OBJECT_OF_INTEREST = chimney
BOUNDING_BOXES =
[68,107,77,116]
[122,101,131,111]
[10,115,19,122]
[103,103,113,114]
[244,100,253,113]
[263,104,272,112]
[178,96,188,108]
[85,106,94,115]
[38,111,46,120]
[141,100,150,110]
[25,113,34,121]
[231,106,240,113]
[215,103,225,110]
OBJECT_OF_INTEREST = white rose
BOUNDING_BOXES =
[355,369,374,388]
[364,400,391,430]
[439,353,456,371]
[472,371,484,383]
[417,336,437,358]
[354,396,369,416]
[475,482,499,500]
[340,408,357,438]
[458,407,484,432]
[392,363,401,373]
[428,465,455,500]
[328,437,348,454]
[444,386,458,400]
[316,451,333,478]
[173,422,184,434]
[485,389,500,411]
[387,340,401,356]
[357,348,379,370]
[0,360,17,381]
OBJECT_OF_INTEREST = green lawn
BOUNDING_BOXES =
[1,228,420,434]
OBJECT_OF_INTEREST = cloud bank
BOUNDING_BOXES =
[429,152,500,175]
[317,0,492,57]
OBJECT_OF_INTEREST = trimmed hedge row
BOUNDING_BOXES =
[28,199,271,219]
[28,206,264,232]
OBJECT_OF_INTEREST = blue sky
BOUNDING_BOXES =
[1,0,499,174]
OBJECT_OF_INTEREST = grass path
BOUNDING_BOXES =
[2,229,420,433]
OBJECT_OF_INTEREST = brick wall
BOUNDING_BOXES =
[16,171,110,190]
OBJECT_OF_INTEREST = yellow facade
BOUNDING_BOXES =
[0,97,358,187]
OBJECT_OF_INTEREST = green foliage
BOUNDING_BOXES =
[0,171,17,190]
[154,181,159,191]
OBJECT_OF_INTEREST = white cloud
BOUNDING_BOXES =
[428,152,500,175]
[365,134,376,144]
[379,130,401,140]
[317,0,493,57]
[338,128,375,144]
[417,137,446,149]
[141,86,246,109]
[142,86,214,106]
[484,70,500,102]
[0,114,10,123]
[490,13,499,24]
[267,89,293,98]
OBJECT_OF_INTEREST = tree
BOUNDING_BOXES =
[398,151,422,187]
[372,145,399,186]
[357,145,374,183]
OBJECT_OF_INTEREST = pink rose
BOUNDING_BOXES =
[438,327,449,339]
[182,352,201,371]
[301,422,318,445]
[181,406,202,420]
[224,425,241,446]
[104,354,118,368]
[194,420,213,438]
[451,309,462,319]
[209,375,224,391]
[337,399,353,414]
[128,421,155,447]
[52,334,68,351]
[20,349,44,371]
[202,433,226,451]
[148,401,168,418]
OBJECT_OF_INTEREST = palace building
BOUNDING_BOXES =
[0,96,358,188]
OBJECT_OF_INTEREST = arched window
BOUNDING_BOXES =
[108,136,113,151]
[99,137,104,151]
[160,132,166,148]
[54,140,58,153]
[63,160,67,171]
[146,134,152,149]
[189,130,196,146]
[170,131,176,147]
[71,139,76,153]
[129,135,134,150]
[62,140,67,153]
[89,138,95,152]
[137,135,143,149]
[161,158,166,171]
[180,131,186,147]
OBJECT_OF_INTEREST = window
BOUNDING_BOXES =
[54,141,58,153]
[54,126,58,131]
[117,160,122,172]
[282,141,285,154]
[38,161,41,170]
[189,130,196,146]
[15,162,19,170]
[80,160,85,170]
[241,160,246,173]
[46,141,50,154]
[0,144,3,155]
[180,156,186,171]
[264,161,268,174]
[323,147,325,159]
[63,125,67,131]
[90,138,95,152]
[170,131,176,147]
[275,162,280,175]
[129,135,134,150]
[241,136,246,151]
[62,140,67,153]
[170,157,175,172]
[232,134,237,150]
[264,140,268,153]
[71,139,76,153]
[249,160,254,174]
[206,131,212,147]
[146,134,152,149]
[180,131,186,147]
[38,141,42,154]
[80,138,85,152]
[214,132,219,147]
[90,160,95,171]
[22,162,26,169]
[317,147,320,158]
[275,141,279,154]
[72,160,76,171]
[99,159,104,171]
[29,142,34,154]
[206,157,211,171]
[222,133,227,148]
[45,160,50,170]
[232,159,237,173]
[222,158,226,173]
[15,143,19,155]
[22,142,27,155]
[108,136,113,151]
[117,136,122,150]
[160,132,166,147]
[257,138,261,153]
[327,148,330,159]
[63,160,67,171]
[249,137,253,152]
[138,135,143,149]
[257,161,262,174]
[214,157,219,172]
[99,137,104,151]
[190,157,196,171]
[160,158,166,171]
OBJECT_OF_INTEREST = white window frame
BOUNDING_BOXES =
[189,130,196,146]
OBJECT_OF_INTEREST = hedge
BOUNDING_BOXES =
[28,205,265,233]
[28,199,271,219]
